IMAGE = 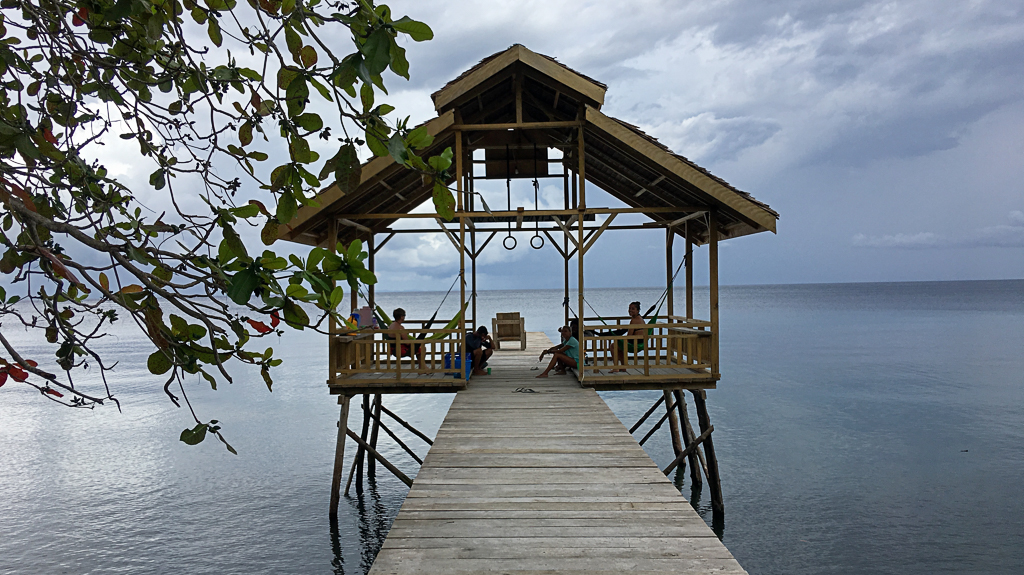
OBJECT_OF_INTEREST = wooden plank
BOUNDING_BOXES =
[363,332,745,574]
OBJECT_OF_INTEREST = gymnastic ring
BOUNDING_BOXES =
[530,235,544,249]
[503,235,517,250]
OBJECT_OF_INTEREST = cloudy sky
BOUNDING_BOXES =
[354,0,1024,291]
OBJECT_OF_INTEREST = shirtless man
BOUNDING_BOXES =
[390,308,423,367]
[610,301,646,373]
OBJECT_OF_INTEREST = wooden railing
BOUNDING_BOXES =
[330,328,471,386]
[578,315,714,378]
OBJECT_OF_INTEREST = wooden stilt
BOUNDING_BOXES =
[664,390,683,456]
[685,221,693,319]
[675,390,703,487]
[350,393,370,495]
[691,389,723,513]
[367,393,382,479]
[362,403,424,464]
[328,394,350,517]
[638,409,671,446]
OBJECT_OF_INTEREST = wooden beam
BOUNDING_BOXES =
[551,215,579,248]
[345,427,413,487]
[586,106,777,233]
[541,230,566,259]
[662,425,713,475]
[451,120,582,131]
[515,206,525,229]
[373,232,396,254]
[338,218,371,233]
[435,218,461,251]
[580,213,616,255]
[331,207,697,220]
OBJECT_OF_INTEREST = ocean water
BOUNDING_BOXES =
[1,280,1022,574]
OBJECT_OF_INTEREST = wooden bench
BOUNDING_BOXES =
[491,312,526,350]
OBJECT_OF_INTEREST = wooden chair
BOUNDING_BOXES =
[491,312,526,350]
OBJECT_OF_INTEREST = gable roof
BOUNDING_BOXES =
[279,47,777,248]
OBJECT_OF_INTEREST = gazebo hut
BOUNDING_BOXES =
[279,45,778,514]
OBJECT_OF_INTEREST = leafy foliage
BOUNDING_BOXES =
[0,0,453,451]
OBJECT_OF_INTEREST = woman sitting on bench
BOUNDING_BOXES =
[610,301,646,373]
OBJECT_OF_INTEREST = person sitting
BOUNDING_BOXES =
[536,326,578,378]
[388,308,423,367]
[610,301,646,373]
[466,326,493,376]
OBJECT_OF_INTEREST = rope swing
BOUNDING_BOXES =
[503,144,517,250]
[530,143,544,249]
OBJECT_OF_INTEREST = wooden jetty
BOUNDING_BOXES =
[369,332,746,575]
[276,44,779,572]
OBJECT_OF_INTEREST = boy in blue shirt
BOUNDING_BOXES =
[537,326,578,378]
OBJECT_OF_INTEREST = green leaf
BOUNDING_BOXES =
[227,266,260,305]
[428,147,453,172]
[335,144,361,193]
[433,181,456,221]
[285,77,309,116]
[391,16,433,41]
[277,67,299,90]
[239,121,253,146]
[277,190,298,223]
[294,113,323,132]
[405,126,434,150]
[389,42,409,79]
[360,82,374,112]
[285,26,302,58]
[261,367,273,392]
[387,135,409,165]
[329,286,344,309]
[261,221,279,246]
[299,45,318,68]
[208,19,223,47]
[180,423,208,445]
[365,130,388,157]
[289,136,312,163]
[148,350,172,375]
[231,204,260,218]
[282,299,310,329]
[223,226,249,259]
[150,169,166,190]
[347,239,362,260]
[359,28,392,76]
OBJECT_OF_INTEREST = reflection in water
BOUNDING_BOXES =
[355,478,395,573]
[329,516,346,575]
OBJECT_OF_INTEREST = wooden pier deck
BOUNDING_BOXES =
[368,332,746,574]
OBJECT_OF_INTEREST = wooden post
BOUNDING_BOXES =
[457,129,466,374]
[675,390,703,487]
[367,393,382,479]
[470,170,477,330]
[666,227,674,318]
[328,394,350,516]
[328,219,338,385]
[563,165,570,327]
[664,390,683,457]
[368,234,375,317]
[354,393,370,494]
[685,221,693,320]
[576,124,585,356]
[691,389,723,513]
[709,211,719,377]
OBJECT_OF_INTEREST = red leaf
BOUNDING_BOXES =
[248,200,270,216]
[26,359,38,368]
[248,319,273,335]
[270,311,281,328]
[43,129,58,145]
[72,8,88,26]
[9,366,28,382]
[0,371,7,387]
[43,388,64,398]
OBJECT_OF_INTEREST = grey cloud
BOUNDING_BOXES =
[853,211,1024,249]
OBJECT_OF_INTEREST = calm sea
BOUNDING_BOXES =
[2,280,1022,574]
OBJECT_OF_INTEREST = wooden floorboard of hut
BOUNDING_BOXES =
[367,332,746,575]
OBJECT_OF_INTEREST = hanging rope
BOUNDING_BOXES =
[530,143,544,249]
[503,144,516,250]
